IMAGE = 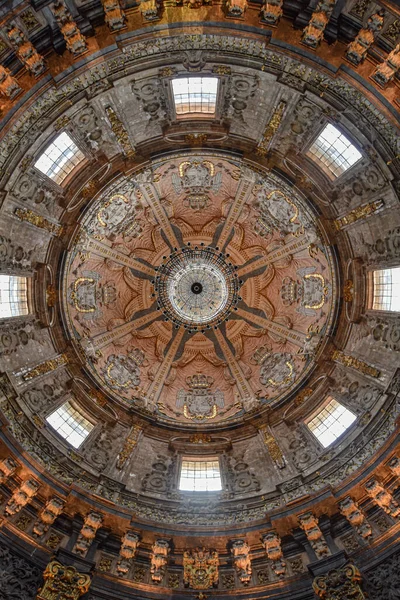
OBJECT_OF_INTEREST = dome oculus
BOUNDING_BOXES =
[154,247,240,330]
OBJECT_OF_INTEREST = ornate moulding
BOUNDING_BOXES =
[0,22,398,571]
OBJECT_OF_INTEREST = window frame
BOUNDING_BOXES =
[368,266,400,313]
[305,396,357,449]
[178,455,223,493]
[306,122,363,181]
[33,131,87,187]
[45,398,96,450]
[169,75,222,120]
[0,274,31,320]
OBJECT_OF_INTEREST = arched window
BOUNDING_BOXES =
[307,123,362,179]
[306,397,356,448]
[171,77,219,116]
[34,132,85,185]
[179,457,222,491]
[0,275,28,319]
[46,400,95,449]
[372,267,400,312]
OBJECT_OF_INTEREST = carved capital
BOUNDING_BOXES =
[313,563,365,600]
[36,560,91,600]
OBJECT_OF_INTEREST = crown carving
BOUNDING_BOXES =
[186,374,214,390]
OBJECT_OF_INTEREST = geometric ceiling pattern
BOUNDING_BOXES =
[63,154,336,424]
[0,1,399,599]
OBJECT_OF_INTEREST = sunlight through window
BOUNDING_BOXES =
[307,124,362,178]
[34,132,85,185]
[179,458,222,491]
[0,275,28,319]
[372,267,400,312]
[172,77,218,115]
[307,398,356,448]
[46,401,94,448]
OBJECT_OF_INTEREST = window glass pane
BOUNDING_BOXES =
[0,275,28,319]
[307,398,356,448]
[46,401,94,448]
[179,458,222,491]
[34,132,85,185]
[372,267,400,312]
[172,77,218,115]
[307,124,362,178]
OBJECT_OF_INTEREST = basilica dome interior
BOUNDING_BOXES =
[0,0,399,599]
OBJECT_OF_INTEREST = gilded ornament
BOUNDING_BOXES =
[15,514,32,531]
[183,548,219,589]
[256,101,286,156]
[189,433,212,444]
[105,105,136,158]
[32,414,44,428]
[22,354,68,381]
[331,350,380,378]
[184,133,208,147]
[384,19,400,44]
[20,9,40,32]
[46,285,57,307]
[212,65,231,75]
[90,388,107,406]
[68,449,83,462]
[349,0,369,19]
[343,280,353,303]
[116,425,142,469]
[54,115,71,131]
[98,557,113,572]
[313,563,365,600]
[259,425,285,468]
[159,67,176,77]
[36,560,91,600]
[294,387,312,406]
[15,208,63,236]
[334,200,384,230]
[45,533,62,550]
[81,180,98,199]
[168,573,180,588]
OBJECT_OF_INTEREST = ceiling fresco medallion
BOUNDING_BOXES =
[62,153,336,426]
[154,246,240,331]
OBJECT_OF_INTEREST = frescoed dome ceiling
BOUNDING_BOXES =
[1,3,400,598]
[63,153,336,425]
